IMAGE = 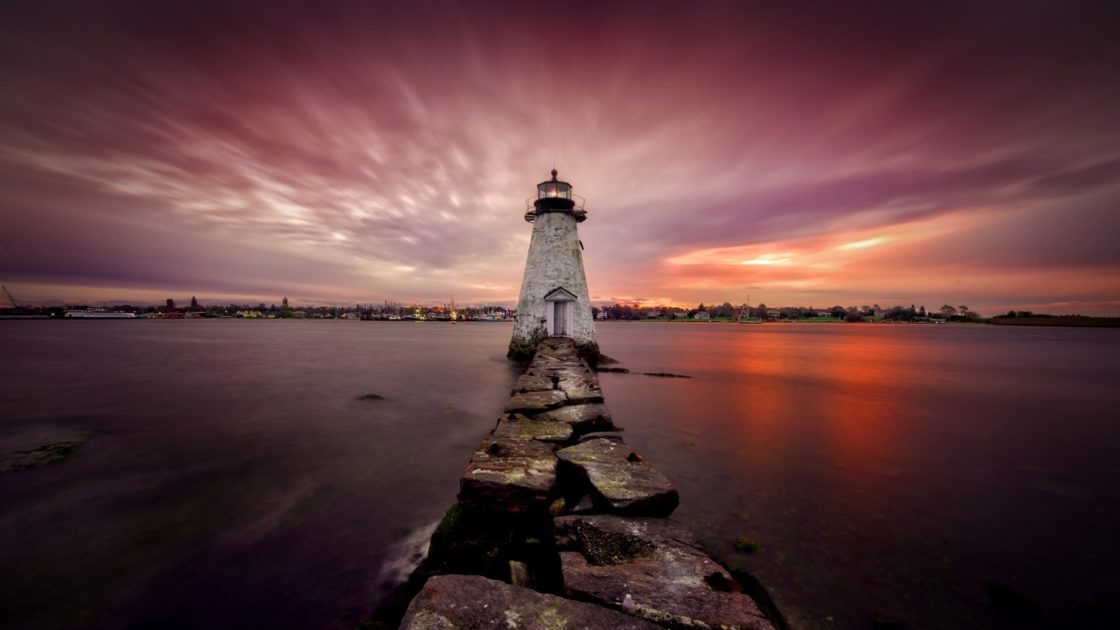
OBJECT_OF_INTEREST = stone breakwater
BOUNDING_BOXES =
[397,339,780,629]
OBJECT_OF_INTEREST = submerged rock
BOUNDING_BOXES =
[983,579,1046,622]
[556,439,678,517]
[735,537,762,554]
[459,438,557,513]
[578,431,625,444]
[401,574,658,629]
[554,515,775,629]
[1,434,89,472]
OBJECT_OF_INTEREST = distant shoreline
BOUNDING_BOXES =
[4,316,1118,328]
[607,316,1120,328]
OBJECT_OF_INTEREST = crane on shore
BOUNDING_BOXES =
[2,285,19,309]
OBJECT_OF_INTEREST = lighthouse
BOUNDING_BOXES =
[508,170,599,361]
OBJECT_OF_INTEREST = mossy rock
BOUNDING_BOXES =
[735,537,761,554]
[574,341,604,366]
[507,340,538,362]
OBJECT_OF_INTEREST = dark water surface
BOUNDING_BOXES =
[2,321,1118,628]
[598,322,1120,629]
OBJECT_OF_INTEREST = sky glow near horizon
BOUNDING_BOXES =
[2,1,1119,314]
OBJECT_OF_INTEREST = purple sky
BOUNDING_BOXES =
[2,1,1119,314]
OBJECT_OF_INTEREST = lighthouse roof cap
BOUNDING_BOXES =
[539,169,572,187]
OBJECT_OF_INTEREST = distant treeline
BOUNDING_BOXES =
[990,312,1120,327]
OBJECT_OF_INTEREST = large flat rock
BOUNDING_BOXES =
[556,439,678,517]
[551,371,604,404]
[512,374,556,393]
[492,415,573,444]
[530,359,592,373]
[533,403,613,433]
[514,370,602,403]
[503,390,568,414]
[459,438,557,512]
[533,340,580,359]
[401,574,659,629]
[554,515,775,630]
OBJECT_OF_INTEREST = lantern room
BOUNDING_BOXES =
[525,169,587,222]
[538,169,572,201]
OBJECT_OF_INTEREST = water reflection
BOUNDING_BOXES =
[597,322,1120,629]
[2,321,1118,629]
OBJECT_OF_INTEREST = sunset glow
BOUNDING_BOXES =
[837,237,889,251]
[1,2,1118,314]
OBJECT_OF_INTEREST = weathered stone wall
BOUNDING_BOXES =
[509,212,598,359]
[398,339,781,629]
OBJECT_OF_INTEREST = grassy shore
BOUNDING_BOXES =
[989,315,1120,327]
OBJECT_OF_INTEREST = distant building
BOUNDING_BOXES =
[166,298,175,311]
[695,311,711,321]
[282,296,289,309]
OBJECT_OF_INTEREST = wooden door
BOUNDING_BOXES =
[553,301,567,336]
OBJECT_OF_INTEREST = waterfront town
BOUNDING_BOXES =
[3,291,1114,326]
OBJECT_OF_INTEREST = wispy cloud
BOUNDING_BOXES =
[1,1,1118,313]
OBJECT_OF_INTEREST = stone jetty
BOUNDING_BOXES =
[397,339,779,629]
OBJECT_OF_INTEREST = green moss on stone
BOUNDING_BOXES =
[575,522,656,565]
[735,537,761,554]
[574,340,604,366]
[436,504,463,536]
[507,340,538,362]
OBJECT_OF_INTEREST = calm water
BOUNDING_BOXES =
[1,321,1118,628]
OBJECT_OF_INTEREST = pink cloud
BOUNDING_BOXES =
[1,2,1118,314]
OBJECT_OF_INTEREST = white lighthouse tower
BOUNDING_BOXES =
[508,169,599,361]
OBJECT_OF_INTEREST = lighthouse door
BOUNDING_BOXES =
[543,287,576,337]
[553,301,568,336]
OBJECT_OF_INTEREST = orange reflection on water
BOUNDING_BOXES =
[814,329,899,464]
[723,327,913,507]
[721,328,805,465]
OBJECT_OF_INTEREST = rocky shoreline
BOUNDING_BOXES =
[376,338,783,629]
